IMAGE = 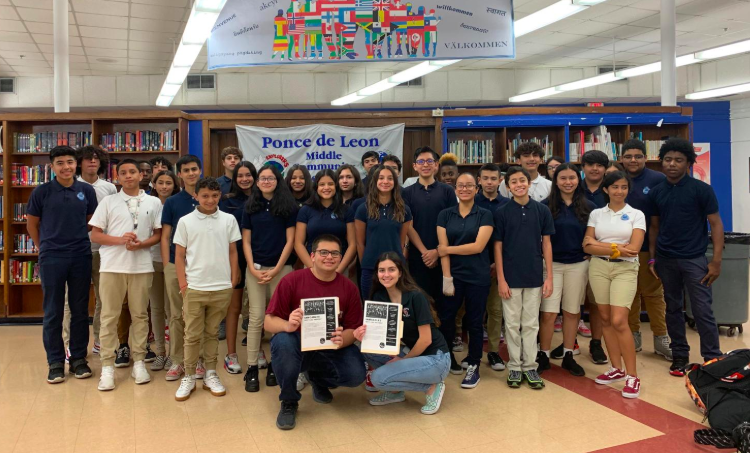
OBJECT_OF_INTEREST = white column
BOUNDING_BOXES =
[661,0,677,106]
[53,0,70,113]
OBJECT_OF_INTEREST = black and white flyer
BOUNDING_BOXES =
[301,297,339,351]
[361,300,403,356]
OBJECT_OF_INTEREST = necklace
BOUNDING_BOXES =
[125,193,142,230]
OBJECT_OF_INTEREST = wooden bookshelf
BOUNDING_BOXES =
[0,111,189,320]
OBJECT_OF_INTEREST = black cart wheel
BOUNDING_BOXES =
[727,327,737,337]
[740,325,744,334]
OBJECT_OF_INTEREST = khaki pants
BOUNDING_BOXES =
[629,251,667,336]
[588,258,639,309]
[63,251,103,347]
[502,287,542,372]
[245,265,292,365]
[149,261,168,356]
[99,272,153,367]
[183,288,233,375]
[486,278,504,350]
[164,262,204,364]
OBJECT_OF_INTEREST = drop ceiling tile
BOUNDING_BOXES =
[596,25,654,39]
[705,3,750,21]
[14,67,54,74]
[568,35,617,49]
[130,17,182,33]
[0,6,17,20]
[84,47,127,57]
[570,4,624,21]
[75,12,128,29]
[0,31,33,43]
[623,55,660,65]
[81,37,127,49]
[128,40,174,52]
[526,32,590,46]
[70,69,92,76]
[513,0,560,13]
[131,0,189,7]
[628,13,694,28]
[677,33,722,46]
[16,7,74,23]
[128,49,172,61]
[678,0,738,16]
[593,7,657,26]
[79,26,128,40]
[127,65,164,74]
[515,42,557,55]
[0,19,26,32]
[71,0,130,16]
[25,21,79,35]
[88,56,126,65]
[560,20,619,36]
[0,42,39,52]
[570,48,615,59]
[130,3,186,21]
[6,58,50,67]
[128,30,178,43]
[90,63,127,72]
[0,51,45,60]
[628,0,662,11]
[43,53,88,63]
[14,0,51,9]
[128,58,168,68]
[33,34,82,46]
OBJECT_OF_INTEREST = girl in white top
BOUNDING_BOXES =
[583,171,646,399]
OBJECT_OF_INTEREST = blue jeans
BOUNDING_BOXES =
[656,255,722,360]
[360,268,374,300]
[40,255,93,366]
[270,331,366,402]
[364,349,450,392]
[438,279,489,366]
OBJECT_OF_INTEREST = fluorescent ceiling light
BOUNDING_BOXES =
[676,54,701,67]
[515,0,587,38]
[358,79,400,96]
[695,39,750,60]
[556,73,623,91]
[156,95,174,107]
[182,11,220,44]
[509,87,559,102]
[332,92,368,106]
[161,83,182,97]
[685,82,750,100]
[173,43,203,68]
[388,60,460,83]
[616,62,661,78]
[166,66,191,85]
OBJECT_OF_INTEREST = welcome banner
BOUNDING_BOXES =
[208,0,514,69]
[236,123,405,177]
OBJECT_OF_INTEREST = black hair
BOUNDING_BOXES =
[50,145,77,162]
[76,145,109,175]
[581,150,609,167]
[225,161,257,200]
[196,177,222,193]
[361,151,380,165]
[308,169,347,219]
[659,137,696,164]
[504,166,531,187]
[247,164,297,217]
[514,142,544,159]
[176,155,202,172]
[622,139,647,156]
[413,146,439,162]
[285,164,313,201]
[116,158,139,173]
[479,162,501,175]
[546,155,565,166]
[311,233,342,253]
[601,171,632,203]
[151,170,181,197]
[498,162,511,174]
[138,160,152,168]
[547,163,591,224]
[334,164,364,199]
[149,156,173,171]
[382,154,402,172]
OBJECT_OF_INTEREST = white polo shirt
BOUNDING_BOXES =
[587,203,647,262]
[500,174,552,202]
[89,190,163,273]
[78,176,117,253]
[173,208,242,291]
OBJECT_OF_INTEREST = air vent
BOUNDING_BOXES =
[186,74,215,90]
[598,65,632,75]
[401,76,423,87]
[0,77,14,93]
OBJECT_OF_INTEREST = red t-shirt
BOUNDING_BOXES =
[266,268,363,330]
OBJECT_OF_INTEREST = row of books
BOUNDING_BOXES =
[100,130,178,152]
[13,203,27,222]
[448,140,494,164]
[10,163,54,186]
[506,134,554,162]
[13,132,93,154]
[630,132,664,160]
[9,259,40,283]
[14,234,38,254]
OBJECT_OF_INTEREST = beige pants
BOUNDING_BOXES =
[629,251,667,336]
[245,265,292,365]
[486,278,504,350]
[588,258,639,309]
[164,262,204,364]
[502,287,542,372]
[99,272,153,367]
[149,261,168,356]
[63,251,102,347]
[183,288,233,375]
[541,261,589,314]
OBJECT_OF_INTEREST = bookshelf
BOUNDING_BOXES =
[0,111,188,320]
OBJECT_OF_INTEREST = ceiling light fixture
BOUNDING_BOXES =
[685,82,750,100]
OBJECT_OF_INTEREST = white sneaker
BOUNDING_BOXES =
[296,373,308,391]
[131,360,151,385]
[98,366,115,391]
[202,370,226,397]
[258,349,268,369]
[195,358,205,379]
[175,375,196,401]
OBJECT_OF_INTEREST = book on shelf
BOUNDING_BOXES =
[506,134,554,162]
[100,129,178,152]
[9,259,40,283]
[11,163,54,186]
[14,234,38,254]
[448,139,493,164]
[629,131,664,160]
[569,126,623,162]
[13,131,93,153]
[0,195,3,220]
[13,203,27,222]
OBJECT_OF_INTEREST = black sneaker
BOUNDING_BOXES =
[266,362,278,387]
[144,345,156,363]
[244,365,260,392]
[47,363,65,384]
[115,344,130,368]
[218,319,226,341]
[276,400,298,430]
[670,356,689,377]
[562,351,585,376]
[536,351,550,374]
[241,336,247,346]
[487,352,506,371]
[589,339,608,365]
[69,359,92,379]
[449,354,463,375]
[241,318,249,333]
[551,339,580,359]
[311,381,333,404]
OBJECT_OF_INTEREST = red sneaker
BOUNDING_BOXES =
[622,375,641,399]
[595,367,627,385]
[365,365,377,392]
[577,320,592,337]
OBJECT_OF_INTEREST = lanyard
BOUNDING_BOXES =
[125,194,142,231]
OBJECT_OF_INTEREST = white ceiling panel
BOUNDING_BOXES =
[128,30,179,43]
[130,3,186,21]
[85,47,127,57]
[0,31,33,43]
[130,17,182,33]
[0,5,18,20]
[71,0,129,16]
[79,26,128,40]
[81,37,127,50]
[75,12,127,29]
[25,21,79,35]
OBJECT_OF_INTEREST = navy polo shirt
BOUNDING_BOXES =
[218,192,248,226]
[437,204,494,287]
[493,199,555,288]
[402,180,457,253]
[626,168,665,252]
[241,198,298,267]
[27,179,98,260]
[350,197,366,216]
[474,191,508,265]
[355,202,413,270]
[542,199,596,264]
[585,184,606,208]
[344,197,362,207]
[217,175,232,195]
[297,204,355,254]
[650,175,719,259]
[161,190,200,264]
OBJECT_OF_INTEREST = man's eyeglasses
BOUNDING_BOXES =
[259,177,277,183]
[415,159,436,166]
[315,249,342,258]
[622,155,645,161]
[456,184,476,190]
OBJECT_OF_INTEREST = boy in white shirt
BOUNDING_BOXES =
[90,159,163,391]
[174,178,241,401]
[499,143,552,202]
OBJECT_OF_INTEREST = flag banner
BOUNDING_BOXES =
[208,0,514,69]
[236,123,405,177]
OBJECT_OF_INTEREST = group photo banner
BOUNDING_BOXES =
[208,0,515,69]
[236,123,405,178]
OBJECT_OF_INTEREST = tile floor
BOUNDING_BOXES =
[0,320,748,453]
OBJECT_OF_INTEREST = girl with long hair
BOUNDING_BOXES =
[335,164,364,206]
[354,166,412,299]
[219,161,257,375]
[285,164,313,208]
[538,163,595,377]
[241,164,298,392]
[353,253,450,415]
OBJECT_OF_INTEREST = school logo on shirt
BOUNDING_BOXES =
[643,186,651,195]
[402,308,410,318]
[331,213,337,219]
[622,214,630,221]
[77,192,85,201]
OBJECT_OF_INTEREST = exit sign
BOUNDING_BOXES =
[587,102,605,107]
